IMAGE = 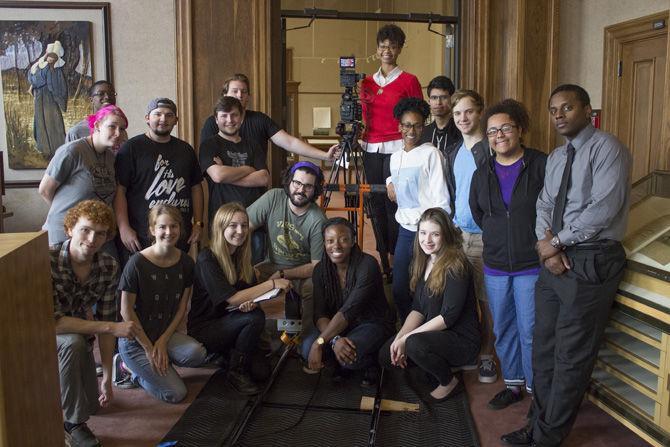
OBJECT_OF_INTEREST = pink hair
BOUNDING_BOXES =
[87,105,128,134]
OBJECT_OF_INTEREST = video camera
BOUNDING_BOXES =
[337,56,364,137]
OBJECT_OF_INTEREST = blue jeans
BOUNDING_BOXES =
[300,322,388,370]
[484,273,537,391]
[392,226,415,322]
[118,332,207,403]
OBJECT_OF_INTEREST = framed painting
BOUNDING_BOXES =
[0,1,112,188]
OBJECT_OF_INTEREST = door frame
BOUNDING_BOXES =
[602,10,670,170]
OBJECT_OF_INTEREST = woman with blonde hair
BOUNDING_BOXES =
[379,208,480,402]
[189,202,290,395]
[118,204,207,403]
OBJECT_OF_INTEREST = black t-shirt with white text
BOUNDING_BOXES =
[200,110,281,158]
[115,134,202,246]
[199,134,267,222]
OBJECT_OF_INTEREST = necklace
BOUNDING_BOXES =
[85,137,105,162]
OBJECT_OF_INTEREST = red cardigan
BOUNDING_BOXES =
[360,71,423,144]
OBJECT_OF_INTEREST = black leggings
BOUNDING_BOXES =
[378,331,479,386]
[362,151,398,255]
[189,308,265,355]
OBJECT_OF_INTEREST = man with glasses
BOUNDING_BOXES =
[247,161,327,335]
[502,84,631,446]
[52,200,140,447]
[66,81,127,147]
[419,76,460,156]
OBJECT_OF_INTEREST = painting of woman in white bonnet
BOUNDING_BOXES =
[28,40,68,158]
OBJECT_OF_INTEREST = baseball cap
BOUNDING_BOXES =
[146,97,177,115]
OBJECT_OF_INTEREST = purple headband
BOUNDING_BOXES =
[290,161,321,176]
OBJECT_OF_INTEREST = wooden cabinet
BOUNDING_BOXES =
[0,232,63,447]
[588,171,670,447]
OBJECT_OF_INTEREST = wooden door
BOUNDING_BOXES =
[603,12,670,183]
[618,34,667,182]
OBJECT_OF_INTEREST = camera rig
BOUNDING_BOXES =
[321,56,391,280]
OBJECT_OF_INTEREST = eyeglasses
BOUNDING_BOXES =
[92,91,117,98]
[486,123,518,137]
[400,122,423,131]
[291,179,315,192]
[378,44,399,52]
[429,95,450,102]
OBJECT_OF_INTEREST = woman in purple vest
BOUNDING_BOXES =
[469,99,547,411]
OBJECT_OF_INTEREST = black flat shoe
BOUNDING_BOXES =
[426,379,464,403]
[501,425,534,446]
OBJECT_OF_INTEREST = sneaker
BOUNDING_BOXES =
[488,388,523,410]
[478,358,498,383]
[66,423,101,447]
[114,374,138,389]
[112,353,137,389]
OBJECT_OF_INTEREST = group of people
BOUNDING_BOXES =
[42,22,632,447]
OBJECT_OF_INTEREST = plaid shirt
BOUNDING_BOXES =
[51,240,118,322]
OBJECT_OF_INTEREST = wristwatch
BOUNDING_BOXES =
[315,336,325,347]
[550,235,562,249]
[194,220,204,228]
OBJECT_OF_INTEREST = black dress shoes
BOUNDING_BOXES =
[501,426,534,446]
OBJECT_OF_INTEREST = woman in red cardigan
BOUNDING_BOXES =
[360,23,423,303]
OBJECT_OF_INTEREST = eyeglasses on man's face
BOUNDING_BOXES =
[291,179,315,192]
[486,123,517,137]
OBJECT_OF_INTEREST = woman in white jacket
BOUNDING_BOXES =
[386,97,450,322]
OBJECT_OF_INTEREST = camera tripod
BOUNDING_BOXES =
[321,122,392,281]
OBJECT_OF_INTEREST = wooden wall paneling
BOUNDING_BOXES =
[175,0,194,145]
[520,0,560,152]
[0,232,62,447]
[263,0,286,186]
[661,13,670,172]
[177,0,283,183]
[459,0,490,94]
[460,0,560,153]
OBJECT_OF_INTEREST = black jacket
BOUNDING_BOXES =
[419,119,461,157]
[469,147,547,272]
[445,139,490,218]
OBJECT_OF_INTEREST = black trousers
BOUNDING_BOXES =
[362,151,398,255]
[378,331,480,387]
[189,308,265,355]
[530,242,626,446]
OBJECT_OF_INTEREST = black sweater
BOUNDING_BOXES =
[412,265,480,346]
[469,147,547,272]
[313,252,394,333]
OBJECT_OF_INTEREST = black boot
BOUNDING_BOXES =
[228,350,261,395]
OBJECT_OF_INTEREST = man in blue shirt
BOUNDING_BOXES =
[447,90,497,384]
